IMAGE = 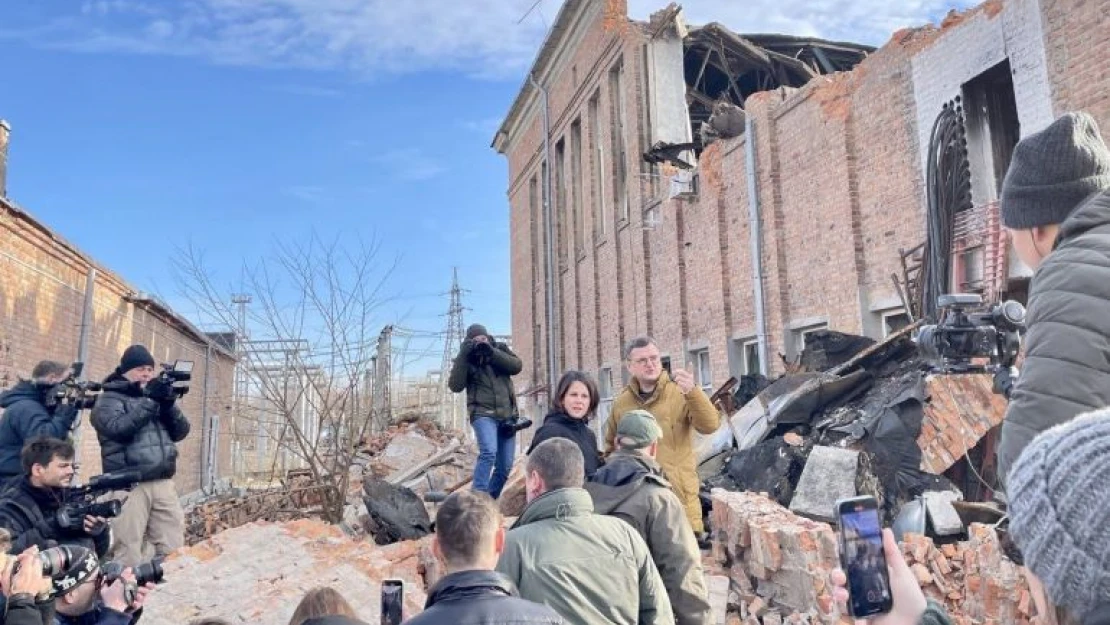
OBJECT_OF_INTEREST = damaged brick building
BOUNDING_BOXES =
[493,0,1110,419]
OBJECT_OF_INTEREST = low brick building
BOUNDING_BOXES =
[494,0,1110,418]
[0,124,235,495]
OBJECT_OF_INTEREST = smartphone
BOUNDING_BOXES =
[380,579,404,625]
[835,496,893,618]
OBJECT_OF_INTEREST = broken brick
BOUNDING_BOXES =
[911,563,934,585]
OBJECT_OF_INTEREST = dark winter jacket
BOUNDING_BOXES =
[527,413,603,479]
[0,382,79,479]
[586,452,710,625]
[0,477,111,558]
[53,601,137,625]
[998,189,1110,483]
[1,593,55,625]
[89,373,190,483]
[405,570,564,625]
[447,342,521,422]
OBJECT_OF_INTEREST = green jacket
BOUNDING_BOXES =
[998,189,1110,483]
[496,487,674,625]
[586,451,711,625]
[447,341,522,421]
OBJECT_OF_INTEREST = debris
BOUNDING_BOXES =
[715,438,805,507]
[797,330,876,372]
[922,491,964,537]
[387,439,462,485]
[707,575,730,625]
[783,433,804,447]
[788,447,859,522]
[917,374,1007,474]
[142,520,431,625]
[497,457,529,517]
[362,478,433,545]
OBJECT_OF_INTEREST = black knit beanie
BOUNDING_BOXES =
[120,344,156,373]
[1001,112,1110,229]
[466,324,489,340]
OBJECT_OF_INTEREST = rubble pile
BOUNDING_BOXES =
[145,519,438,625]
[709,491,1037,624]
[344,420,477,544]
[704,327,1007,527]
[899,527,1036,624]
[185,474,332,546]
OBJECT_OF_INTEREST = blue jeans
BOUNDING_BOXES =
[472,416,516,499]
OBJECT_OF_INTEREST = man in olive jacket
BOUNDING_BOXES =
[447,324,523,499]
[606,337,721,533]
[91,345,190,566]
[496,438,673,625]
[995,112,1110,483]
[587,410,710,625]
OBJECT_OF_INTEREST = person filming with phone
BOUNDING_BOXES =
[91,345,191,566]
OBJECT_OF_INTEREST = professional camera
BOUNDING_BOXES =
[43,362,103,411]
[3,545,86,578]
[470,340,494,359]
[101,556,165,587]
[498,415,534,436]
[151,360,194,398]
[916,294,1026,375]
[101,557,165,603]
[56,469,142,531]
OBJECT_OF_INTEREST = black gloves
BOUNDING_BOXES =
[144,378,175,403]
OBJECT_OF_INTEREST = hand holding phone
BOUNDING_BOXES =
[835,496,893,618]
[833,497,929,623]
[380,579,404,625]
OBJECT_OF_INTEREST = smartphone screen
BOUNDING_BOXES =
[380,579,404,625]
[836,497,893,618]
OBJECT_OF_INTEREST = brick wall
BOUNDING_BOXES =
[0,198,235,495]
[502,0,1110,396]
[1041,0,1110,129]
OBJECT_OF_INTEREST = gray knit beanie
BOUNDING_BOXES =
[1007,408,1110,619]
[1001,112,1110,229]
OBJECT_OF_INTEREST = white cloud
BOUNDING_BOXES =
[373,148,446,182]
[12,0,975,79]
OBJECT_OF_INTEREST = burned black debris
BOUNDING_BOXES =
[704,321,1006,536]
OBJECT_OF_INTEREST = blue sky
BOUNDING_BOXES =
[0,0,973,374]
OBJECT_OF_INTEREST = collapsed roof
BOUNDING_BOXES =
[652,4,873,156]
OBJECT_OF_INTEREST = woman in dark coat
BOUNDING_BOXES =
[527,371,605,479]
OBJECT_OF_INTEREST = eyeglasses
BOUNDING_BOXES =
[630,356,661,367]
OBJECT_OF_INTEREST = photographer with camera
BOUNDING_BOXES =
[0,362,80,492]
[90,346,189,566]
[0,544,54,625]
[0,438,111,559]
[53,557,157,625]
[447,324,525,500]
[995,112,1110,484]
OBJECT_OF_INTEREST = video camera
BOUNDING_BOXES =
[43,362,103,411]
[56,469,142,531]
[152,360,194,399]
[101,556,165,603]
[916,294,1026,378]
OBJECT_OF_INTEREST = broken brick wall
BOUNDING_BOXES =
[0,199,235,493]
[504,0,1110,394]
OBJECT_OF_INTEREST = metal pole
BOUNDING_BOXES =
[745,115,771,376]
[201,343,213,491]
[72,267,96,481]
[529,72,559,393]
[75,267,96,367]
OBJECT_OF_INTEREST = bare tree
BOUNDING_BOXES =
[174,234,397,523]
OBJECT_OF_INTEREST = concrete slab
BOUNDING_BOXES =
[924,490,965,536]
[707,574,730,625]
[788,446,859,522]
